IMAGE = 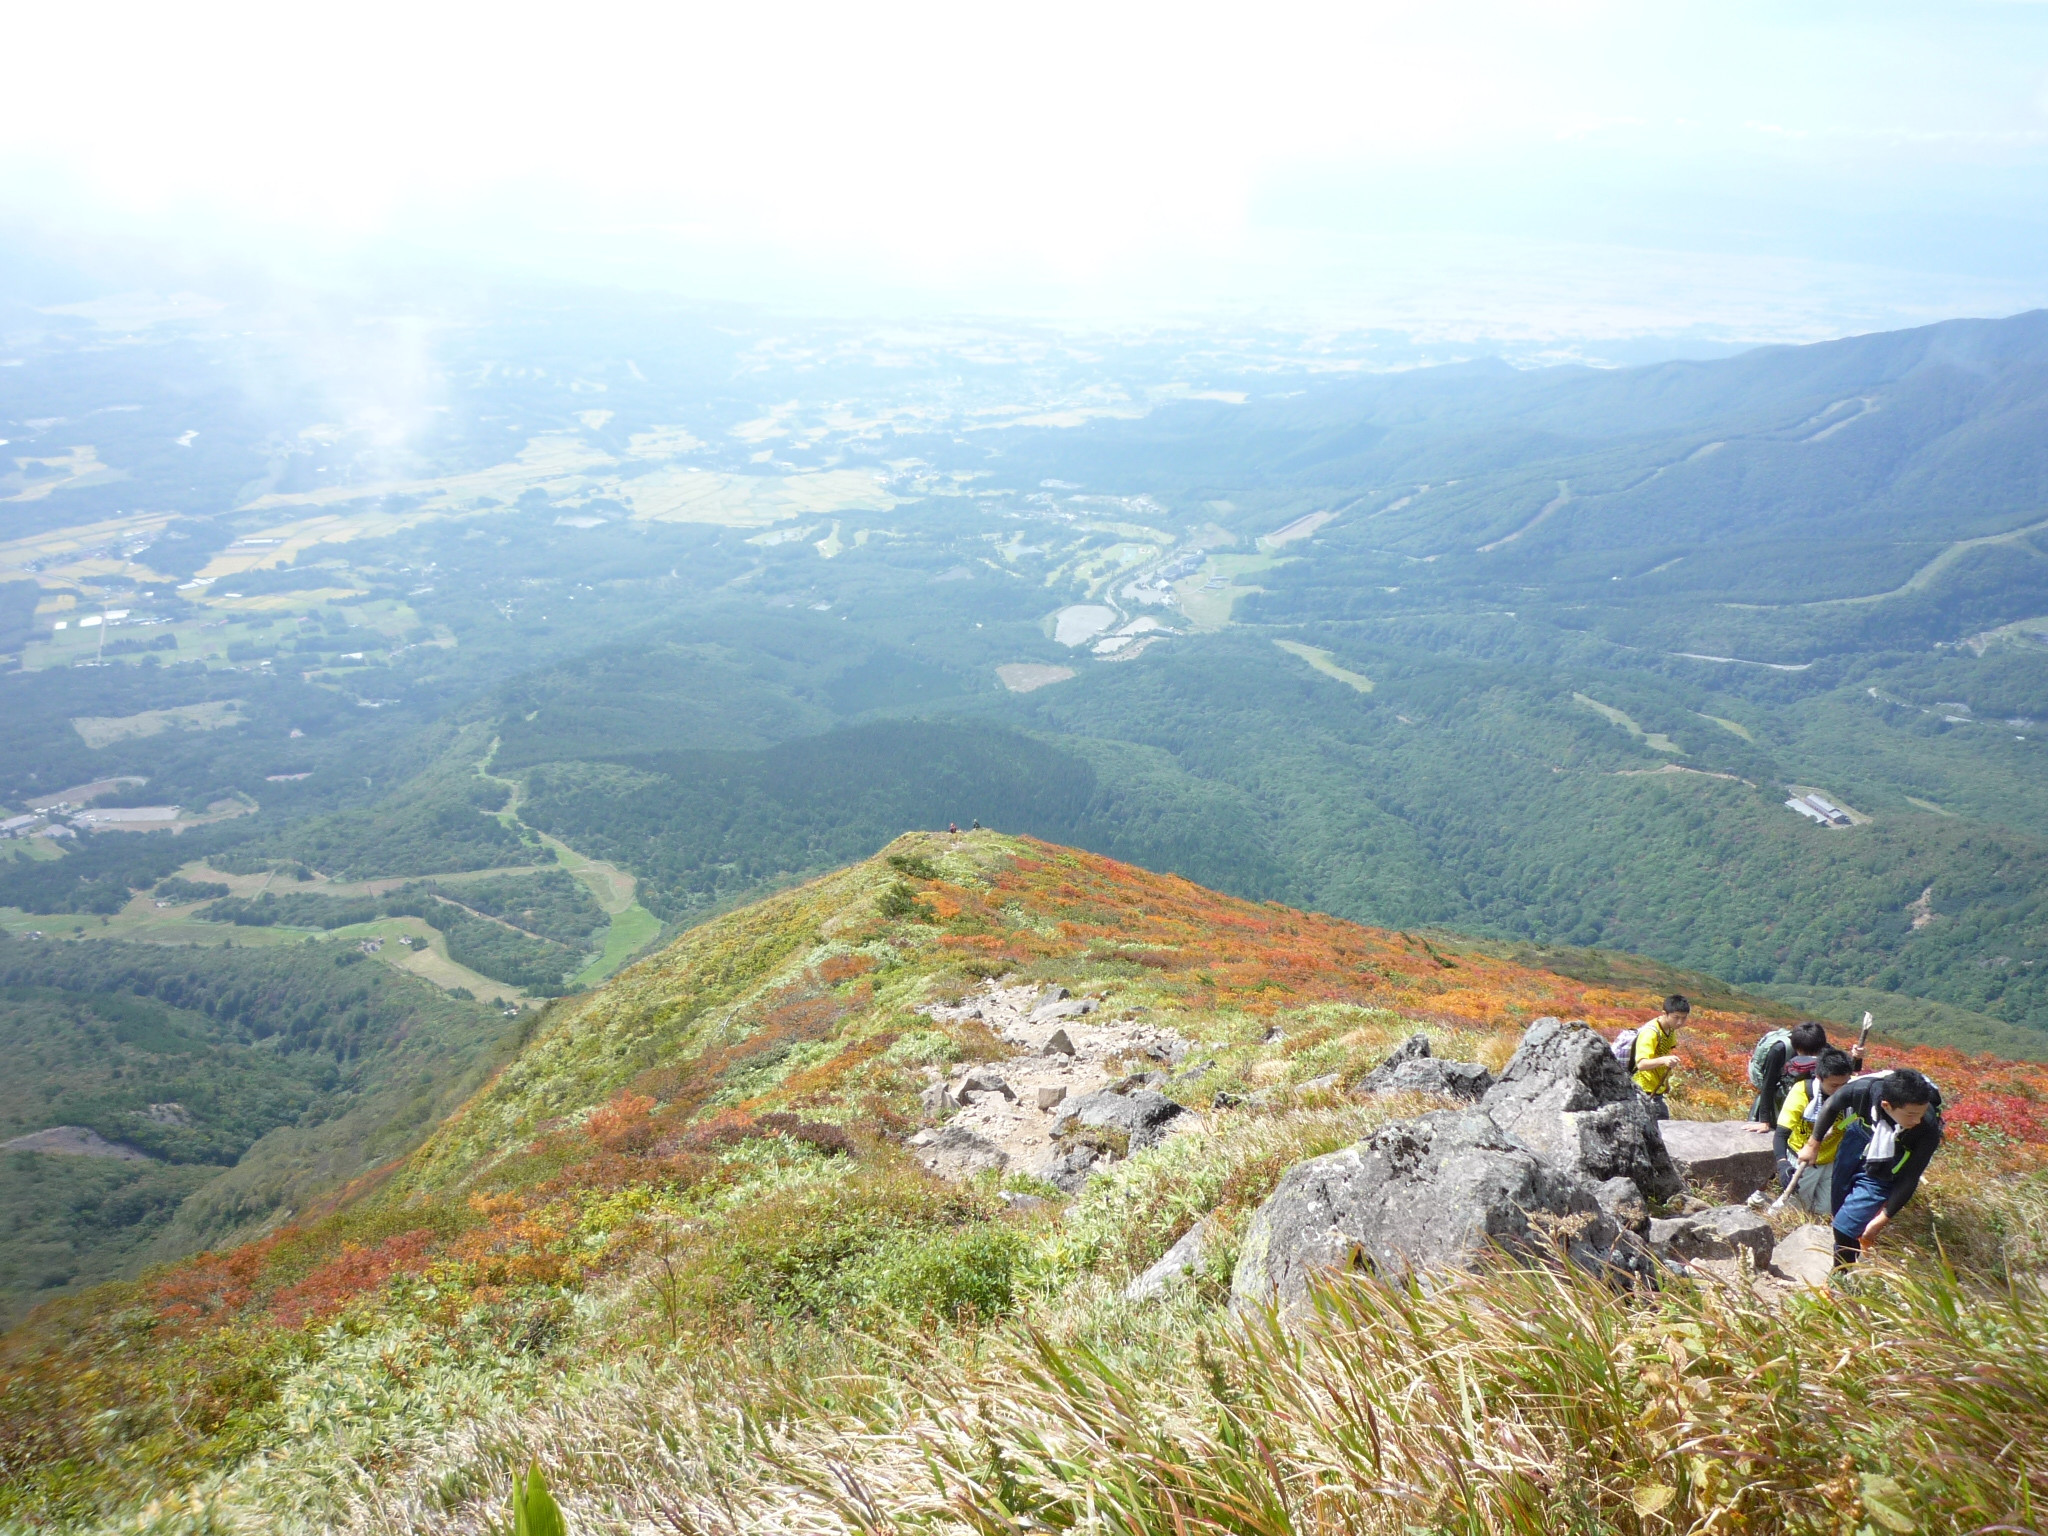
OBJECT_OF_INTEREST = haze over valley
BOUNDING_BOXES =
[5,7,2048,1529]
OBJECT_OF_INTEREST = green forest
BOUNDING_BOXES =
[0,935,516,1326]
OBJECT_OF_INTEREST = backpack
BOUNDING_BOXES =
[1747,1028,1793,1089]
[1610,1028,1638,1067]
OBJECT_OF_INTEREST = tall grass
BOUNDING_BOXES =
[911,1259,2048,1536]
[191,1217,2046,1535]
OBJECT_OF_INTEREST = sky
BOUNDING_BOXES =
[3,0,2046,345]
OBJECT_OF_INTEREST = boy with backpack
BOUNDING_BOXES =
[1749,1015,1870,1125]
[1625,995,1689,1120]
[1797,1067,1944,1266]
[1773,1047,1855,1213]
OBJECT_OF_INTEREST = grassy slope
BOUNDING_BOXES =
[3,833,2044,1533]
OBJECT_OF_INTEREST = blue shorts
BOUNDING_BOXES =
[1832,1171,1892,1251]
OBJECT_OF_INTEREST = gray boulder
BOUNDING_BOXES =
[1037,1145,1102,1193]
[1771,1225,1836,1287]
[1230,1110,1617,1310]
[1591,1175,1650,1233]
[1647,1205,1774,1268]
[1482,1018,1682,1200]
[952,1069,1016,1105]
[1357,1033,1493,1102]
[1125,1218,1213,1302]
[1030,997,1097,1027]
[1052,1089,1186,1153]
[1658,1120,1776,1200]
[908,1124,1008,1180]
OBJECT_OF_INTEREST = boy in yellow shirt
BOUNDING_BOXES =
[1630,994,1689,1119]
[1775,1047,1854,1214]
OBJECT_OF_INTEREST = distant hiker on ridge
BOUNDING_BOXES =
[1628,994,1689,1120]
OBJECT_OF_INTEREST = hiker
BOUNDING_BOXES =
[1629,994,1689,1120]
[1773,1047,1854,1213]
[948,822,958,834]
[1800,1067,1944,1267]
[1750,1016,1869,1124]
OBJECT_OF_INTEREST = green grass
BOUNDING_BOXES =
[570,902,661,989]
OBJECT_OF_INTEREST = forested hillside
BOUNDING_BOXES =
[0,935,514,1327]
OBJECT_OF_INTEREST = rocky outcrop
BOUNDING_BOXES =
[1356,1033,1493,1102]
[1051,1088,1186,1154]
[1658,1120,1776,1199]
[1647,1205,1774,1268]
[1481,1018,1682,1200]
[1591,1175,1650,1233]
[1230,1110,1617,1310]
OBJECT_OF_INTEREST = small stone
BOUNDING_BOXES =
[918,1081,952,1114]
[1037,1084,1068,1111]
[1297,1073,1342,1096]
[1042,1028,1076,1056]
[1262,1025,1284,1044]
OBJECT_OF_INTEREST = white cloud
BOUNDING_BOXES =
[1,0,2044,324]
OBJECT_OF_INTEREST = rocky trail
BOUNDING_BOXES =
[908,979,1206,1188]
[910,988,1840,1303]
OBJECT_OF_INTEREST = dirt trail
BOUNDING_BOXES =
[910,979,1203,1181]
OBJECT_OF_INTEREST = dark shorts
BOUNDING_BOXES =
[1832,1172,1893,1265]
[1640,1092,1670,1121]
[1830,1119,1893,1266]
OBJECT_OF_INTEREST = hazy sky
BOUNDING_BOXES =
[5,1,2046,342]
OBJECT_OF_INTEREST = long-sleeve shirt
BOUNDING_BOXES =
[1811,1076,1943,1217]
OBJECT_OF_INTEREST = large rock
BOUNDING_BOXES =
[1771,1225,1836,1288]
[1231,1110,1617,1310]
[1356,1033,1493,1102]
[1658,1120,1776,1199]
[907,1124,1008,1180]
[1591,1175,1650,1233]
[1037,1145,1102,1194]
[1125,1218,1213,1302]
[1052,1089,1186,1153]
[1481,1018,1682,1200]
[1647,1205,1774,1267]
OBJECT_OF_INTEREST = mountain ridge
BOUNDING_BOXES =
[5,831,2044,1530]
